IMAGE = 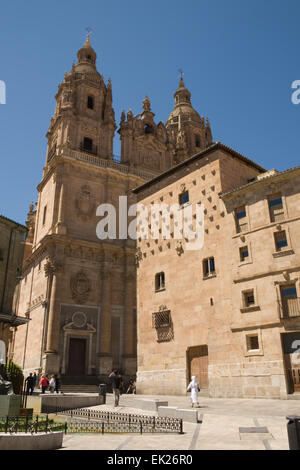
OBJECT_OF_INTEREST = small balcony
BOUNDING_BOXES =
[279,297,300,319]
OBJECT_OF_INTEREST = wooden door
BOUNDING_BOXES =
[188,345,209,389]
[282,333,300,394]
[68,338,86,376]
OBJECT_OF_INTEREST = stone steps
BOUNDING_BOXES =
[60,385,99,394]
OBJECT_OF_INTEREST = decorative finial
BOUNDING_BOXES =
[142,95,151,112]
[85,27,93,40]
[178,68,184,79]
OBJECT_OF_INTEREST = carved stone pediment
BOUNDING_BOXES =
[70,271,91,304]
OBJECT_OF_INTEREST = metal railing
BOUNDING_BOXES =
[0,415,67,434]
[279,298,300,319]
[45,406,183,434]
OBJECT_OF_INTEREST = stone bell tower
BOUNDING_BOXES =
[166,77,213,164]
[46,35,116,168]
[118,96,173,172]
[13,36,157,382]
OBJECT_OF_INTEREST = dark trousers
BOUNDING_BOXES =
[42,386,47,394]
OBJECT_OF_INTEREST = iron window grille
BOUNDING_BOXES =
[152,309,171,329]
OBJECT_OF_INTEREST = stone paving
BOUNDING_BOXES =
[59,393,300,450]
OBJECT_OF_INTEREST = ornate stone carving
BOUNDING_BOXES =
[72,312,87,328]
[75,185,96,221]
[70,271,91,304]
[44,256,63,277]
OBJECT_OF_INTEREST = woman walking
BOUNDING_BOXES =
[49,375,56,393]
[40,375,48,394]
[187,376,200,408]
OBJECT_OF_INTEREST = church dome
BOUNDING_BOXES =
[75,35,97,72]
[167,78,202,125]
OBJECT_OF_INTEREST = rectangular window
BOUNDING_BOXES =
[239,246,249,262]
[281,285,297,298]
[243,290,255,307]
[155,272,165,291]
[42,206,47,226]
[268,193,284,222]
[235,206,248,233]
[246,335,259,351]
[179,191,189,205]
[83,137,93,151]
[203,257,216,277]
[274,230,288,251]
[87,96,94,110]
[280,284,298,319]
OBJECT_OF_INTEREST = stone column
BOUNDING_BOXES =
[123,253,137,376]
[99,270,113,375]
[56,180,67,234]
[43,257,63,373]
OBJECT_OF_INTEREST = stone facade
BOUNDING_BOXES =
[13,36,214,382]
[133,143,300,398]
[13,37,158,380]
[0,215,28,359]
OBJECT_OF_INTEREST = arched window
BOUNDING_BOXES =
[144,124,153,134]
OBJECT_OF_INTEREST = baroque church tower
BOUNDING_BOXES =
[13,36,161,383]
[166,77,213,164]
[13,37,213,385]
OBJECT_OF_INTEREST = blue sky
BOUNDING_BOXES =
[0,0,299,224]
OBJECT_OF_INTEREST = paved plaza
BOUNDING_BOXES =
[58,393,300,450]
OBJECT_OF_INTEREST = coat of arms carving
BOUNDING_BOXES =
[75,185,95,221]
[70,271,91,304]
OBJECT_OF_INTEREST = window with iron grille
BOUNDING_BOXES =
[152,310,171,329]
[243,289,255,307]
[246,335,259,351]
[274,230,288,251]
[268,193,284,222]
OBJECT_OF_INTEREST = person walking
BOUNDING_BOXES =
[54,374,61,394]
[109,369,121,407]
[40,374,48,394]
[187,376,200,408]
[25,373,34,395]
[49,375,56,393]
[32,372,37,391]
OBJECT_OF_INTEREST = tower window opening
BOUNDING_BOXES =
[87,96,94,110]
[83,137,93,152]
[144,124,153,134]
[195,135,201,147]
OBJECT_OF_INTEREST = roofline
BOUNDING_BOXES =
[0,214,27,231]
[220,165,300,200]
[132,142,266,194]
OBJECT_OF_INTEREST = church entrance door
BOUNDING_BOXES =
[68,338,87,376]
